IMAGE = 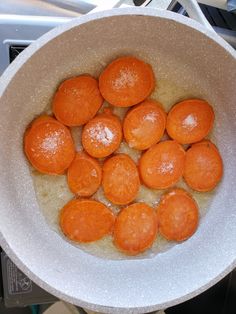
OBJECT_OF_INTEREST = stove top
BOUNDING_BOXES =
[0,1,236,313]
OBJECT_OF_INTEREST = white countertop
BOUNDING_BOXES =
[198,0,227,9]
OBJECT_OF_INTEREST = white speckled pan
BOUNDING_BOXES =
[0,1,236,313]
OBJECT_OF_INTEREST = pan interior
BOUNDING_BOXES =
[32,69,217,260]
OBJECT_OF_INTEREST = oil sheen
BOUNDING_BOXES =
[32,79,216,259]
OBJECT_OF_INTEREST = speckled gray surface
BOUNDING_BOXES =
[0,6,236,314]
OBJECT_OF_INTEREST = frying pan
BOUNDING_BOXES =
[0,0,235,313]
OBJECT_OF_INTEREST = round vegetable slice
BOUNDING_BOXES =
[82,111,122,158]
[139,140,185,189]
[166,99,214,144]
[184,140,223,191]
[123,99,166,150]
[60,199,115,243]
[114,203,158,255]
[52,75,103,126]
[99,56,155,107]
[24,115,75,174]
[102,154,140,205]
[67,152,102,197]
[157,189,199,241]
